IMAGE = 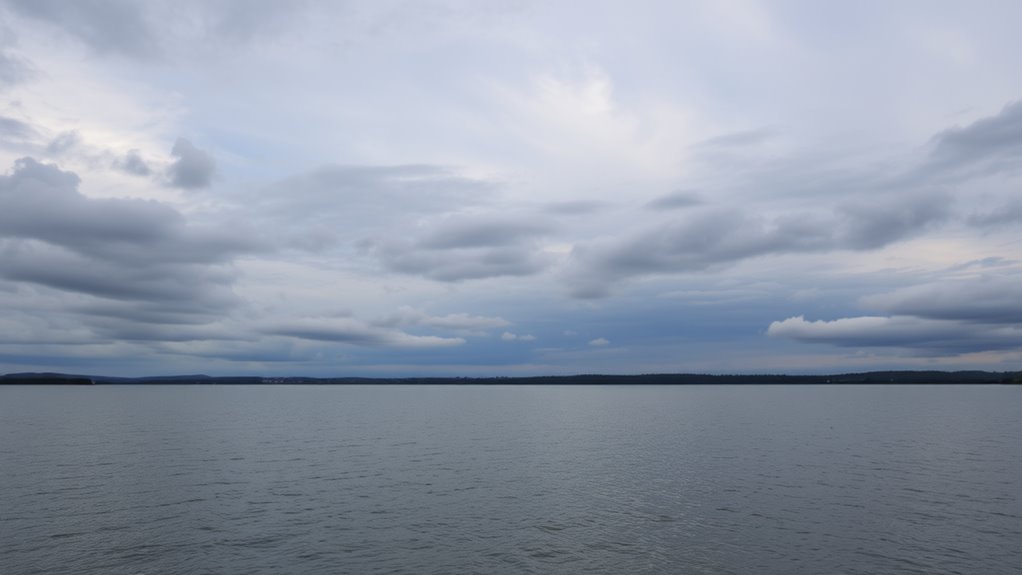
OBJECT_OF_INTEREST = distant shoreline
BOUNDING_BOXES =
[3,371,1020,386]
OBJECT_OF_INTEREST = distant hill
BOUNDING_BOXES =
[2,370,1020,385]
[0,373,95,385]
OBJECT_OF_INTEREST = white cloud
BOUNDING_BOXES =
[501,332,536,342]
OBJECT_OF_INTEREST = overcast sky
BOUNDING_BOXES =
[2,0,1022,376]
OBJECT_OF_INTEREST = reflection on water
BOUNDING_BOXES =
[2,384,1020,574]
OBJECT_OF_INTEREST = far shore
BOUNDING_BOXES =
[3,370,1020,386]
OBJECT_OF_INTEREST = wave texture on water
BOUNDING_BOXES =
[2,384,1020,574]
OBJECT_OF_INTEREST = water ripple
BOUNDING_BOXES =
[1,384,1020,574]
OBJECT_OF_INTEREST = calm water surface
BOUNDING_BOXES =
[1,384,1020,574]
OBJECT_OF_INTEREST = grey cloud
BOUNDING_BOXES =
[546,200,606,215]
[264,317,465,348]
[0,23,32,89]
[0,244,242,346]
[697,127,775,149]
[418,218,549,249]
[946,256,1017,272]
[1,245,232,303]
[0,310,95,345]
[86,318,239,343]
[247,164,494,252]
[226,165,493,260]
[167,138,216,189]
[2,158,184,251]
[566,194,949,298]
[566,212,783,298]
[0,50,31,88]
[372,215,551,282]
[263,164,492,218]
[645,191,703,210]
[0,158,261,336]
[5,0,317,65]
[0,115,35,140]
[767,315,1022,355]
[861,278,1022,324]
[378,243,549,282]
[373,306,509,331]
[833,192,950,249]
[6,0,159,58]
[45,130,81,156]
[598,97,1019,300]
[156,339,299,364]
[929,100,1022,173]
[115,149,152,176]
[578,211,775,275]
[206,0,311,43]
[967,199,1022,227]
[693,100,1022,227]
[501,331,535,342]
[72,300,236,327]
[771,275,1022,356]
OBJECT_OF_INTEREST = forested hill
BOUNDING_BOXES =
[2,371,1020,385]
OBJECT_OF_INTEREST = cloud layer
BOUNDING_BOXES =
[0,158,262,350]
[1,1,1021,375]
[167,138,215,189]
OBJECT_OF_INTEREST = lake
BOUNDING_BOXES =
[1,384,1020,574]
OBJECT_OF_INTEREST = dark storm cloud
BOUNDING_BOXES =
[167,137,216,189]
[929,100,1022,173]
[372,216,551,282]
[0,158,261,330]
[5,0,159,58]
